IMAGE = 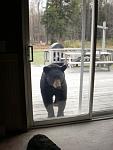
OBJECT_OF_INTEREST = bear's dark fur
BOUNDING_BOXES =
[27,134,61,150]
[40,64,67,117]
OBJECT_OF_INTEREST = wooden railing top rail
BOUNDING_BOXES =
[44,48,113,52]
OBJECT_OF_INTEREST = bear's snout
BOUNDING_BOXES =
[53,79,61,89]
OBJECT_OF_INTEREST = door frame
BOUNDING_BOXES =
[22,0,99,128]
[22,0,34,128]
[88,0,98,118]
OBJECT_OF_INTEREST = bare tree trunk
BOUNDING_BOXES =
[37,1,40,43]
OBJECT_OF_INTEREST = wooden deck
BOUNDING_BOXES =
[31,65,113,121]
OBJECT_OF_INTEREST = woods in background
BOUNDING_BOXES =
[29,0,113,46]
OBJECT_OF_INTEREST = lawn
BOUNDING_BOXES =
[31,51,45,65]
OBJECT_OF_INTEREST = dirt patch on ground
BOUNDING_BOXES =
[33,43,49,51]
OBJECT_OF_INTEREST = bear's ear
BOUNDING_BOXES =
[61,64,68,72]
[43,66,50,73]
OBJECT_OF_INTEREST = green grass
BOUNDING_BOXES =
[31,51,44,65]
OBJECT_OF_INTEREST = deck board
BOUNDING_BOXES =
[31,65,113,121]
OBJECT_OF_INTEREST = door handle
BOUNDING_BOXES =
[28,45,33,62]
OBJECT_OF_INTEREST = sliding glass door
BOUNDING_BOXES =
[24,0,102,127]
[93,1,113,117]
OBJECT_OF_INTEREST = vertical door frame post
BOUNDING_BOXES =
[89,0,98,118]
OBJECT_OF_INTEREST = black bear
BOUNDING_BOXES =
[40,63,67,118]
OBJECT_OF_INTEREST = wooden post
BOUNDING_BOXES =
[102,21,106,50]
[97,21,108,50]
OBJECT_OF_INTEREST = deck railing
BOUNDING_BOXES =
[44,48,113,65]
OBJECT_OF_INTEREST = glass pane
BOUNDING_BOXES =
[29,0,92,122]
[93,1,113,113]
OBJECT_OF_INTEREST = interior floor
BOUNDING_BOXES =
[0,118,113,150]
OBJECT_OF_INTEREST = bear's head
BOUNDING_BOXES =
[43,64,67,89]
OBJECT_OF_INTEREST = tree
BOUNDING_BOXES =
[97,1,113,40]
[103,3,113,39]
[41,0,75,44]
[29,0,113,45]
[29,0,46,44]
[65,0,81,40]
